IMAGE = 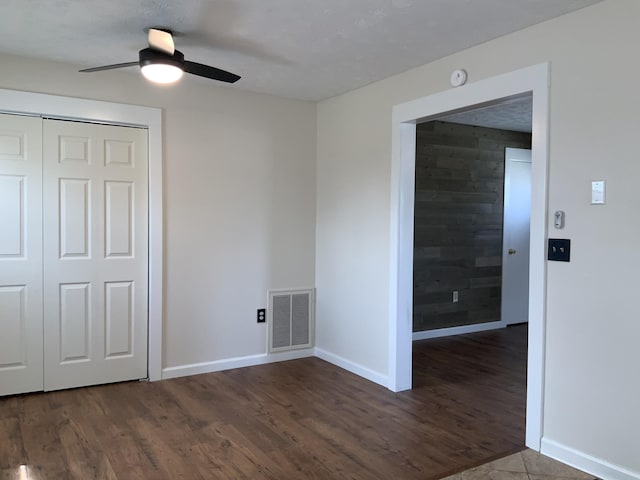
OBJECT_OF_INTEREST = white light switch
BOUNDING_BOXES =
[591,180,605,205]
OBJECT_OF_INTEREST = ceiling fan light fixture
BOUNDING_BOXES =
[141,63,183,84]
[79,35,240,85]
[139,48,185,84]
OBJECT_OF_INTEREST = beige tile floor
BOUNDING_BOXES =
[442,449,599,480]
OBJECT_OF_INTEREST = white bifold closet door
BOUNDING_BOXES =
[0,114,44,396]
[42,119,148,391]
[0,113,149,396]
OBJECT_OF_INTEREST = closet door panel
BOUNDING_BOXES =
[43,120,148,391]
[0,113,43,397]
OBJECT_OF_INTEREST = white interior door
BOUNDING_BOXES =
[501,147,532,326]
[43,119,148,391]
[0,113,44,396]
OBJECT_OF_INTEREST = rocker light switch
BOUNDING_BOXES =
[548,239,570,262]
[591,180,605,204]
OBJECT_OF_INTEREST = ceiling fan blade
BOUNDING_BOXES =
[148,28,175,55]
[183,61,240,83]
[79,61,139,73]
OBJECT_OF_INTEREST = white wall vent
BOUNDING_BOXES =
[268,288,315,353]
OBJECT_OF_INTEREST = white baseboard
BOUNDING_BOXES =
[412,321,506,341]
[314,347,388,388]
[541,438,640,480]
[161,348,315,380]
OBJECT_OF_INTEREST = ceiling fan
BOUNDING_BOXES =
[79,28,241,85]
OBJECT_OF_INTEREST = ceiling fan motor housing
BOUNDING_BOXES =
[139,48,185,68]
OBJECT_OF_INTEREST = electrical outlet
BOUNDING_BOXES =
[257,308,266,323]
[453,291,459,303]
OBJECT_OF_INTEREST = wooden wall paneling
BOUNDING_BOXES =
[413,121,531,332]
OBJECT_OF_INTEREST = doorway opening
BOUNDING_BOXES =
[412,98,532,337]
[389,63,549,451]
[411,97,533,462]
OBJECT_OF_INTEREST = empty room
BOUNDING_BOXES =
[1,1,639,479]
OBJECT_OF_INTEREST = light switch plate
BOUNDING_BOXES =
[591,180,605,204]
[548,239,571,262]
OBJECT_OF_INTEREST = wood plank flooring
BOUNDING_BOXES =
[0,325,527,480]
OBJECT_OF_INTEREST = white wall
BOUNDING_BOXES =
[0,53,317,371]
[316,0,640,476]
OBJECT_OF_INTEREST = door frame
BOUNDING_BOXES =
[388,63,550,450]
[0,88,164,382]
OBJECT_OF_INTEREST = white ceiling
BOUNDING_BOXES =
[0,0,600,101]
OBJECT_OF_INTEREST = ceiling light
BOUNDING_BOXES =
[139,48,185,84]
[141,63,183,84]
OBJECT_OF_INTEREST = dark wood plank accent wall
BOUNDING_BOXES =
[413,121,531,332]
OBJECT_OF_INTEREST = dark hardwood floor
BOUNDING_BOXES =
[0,325,527,479]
